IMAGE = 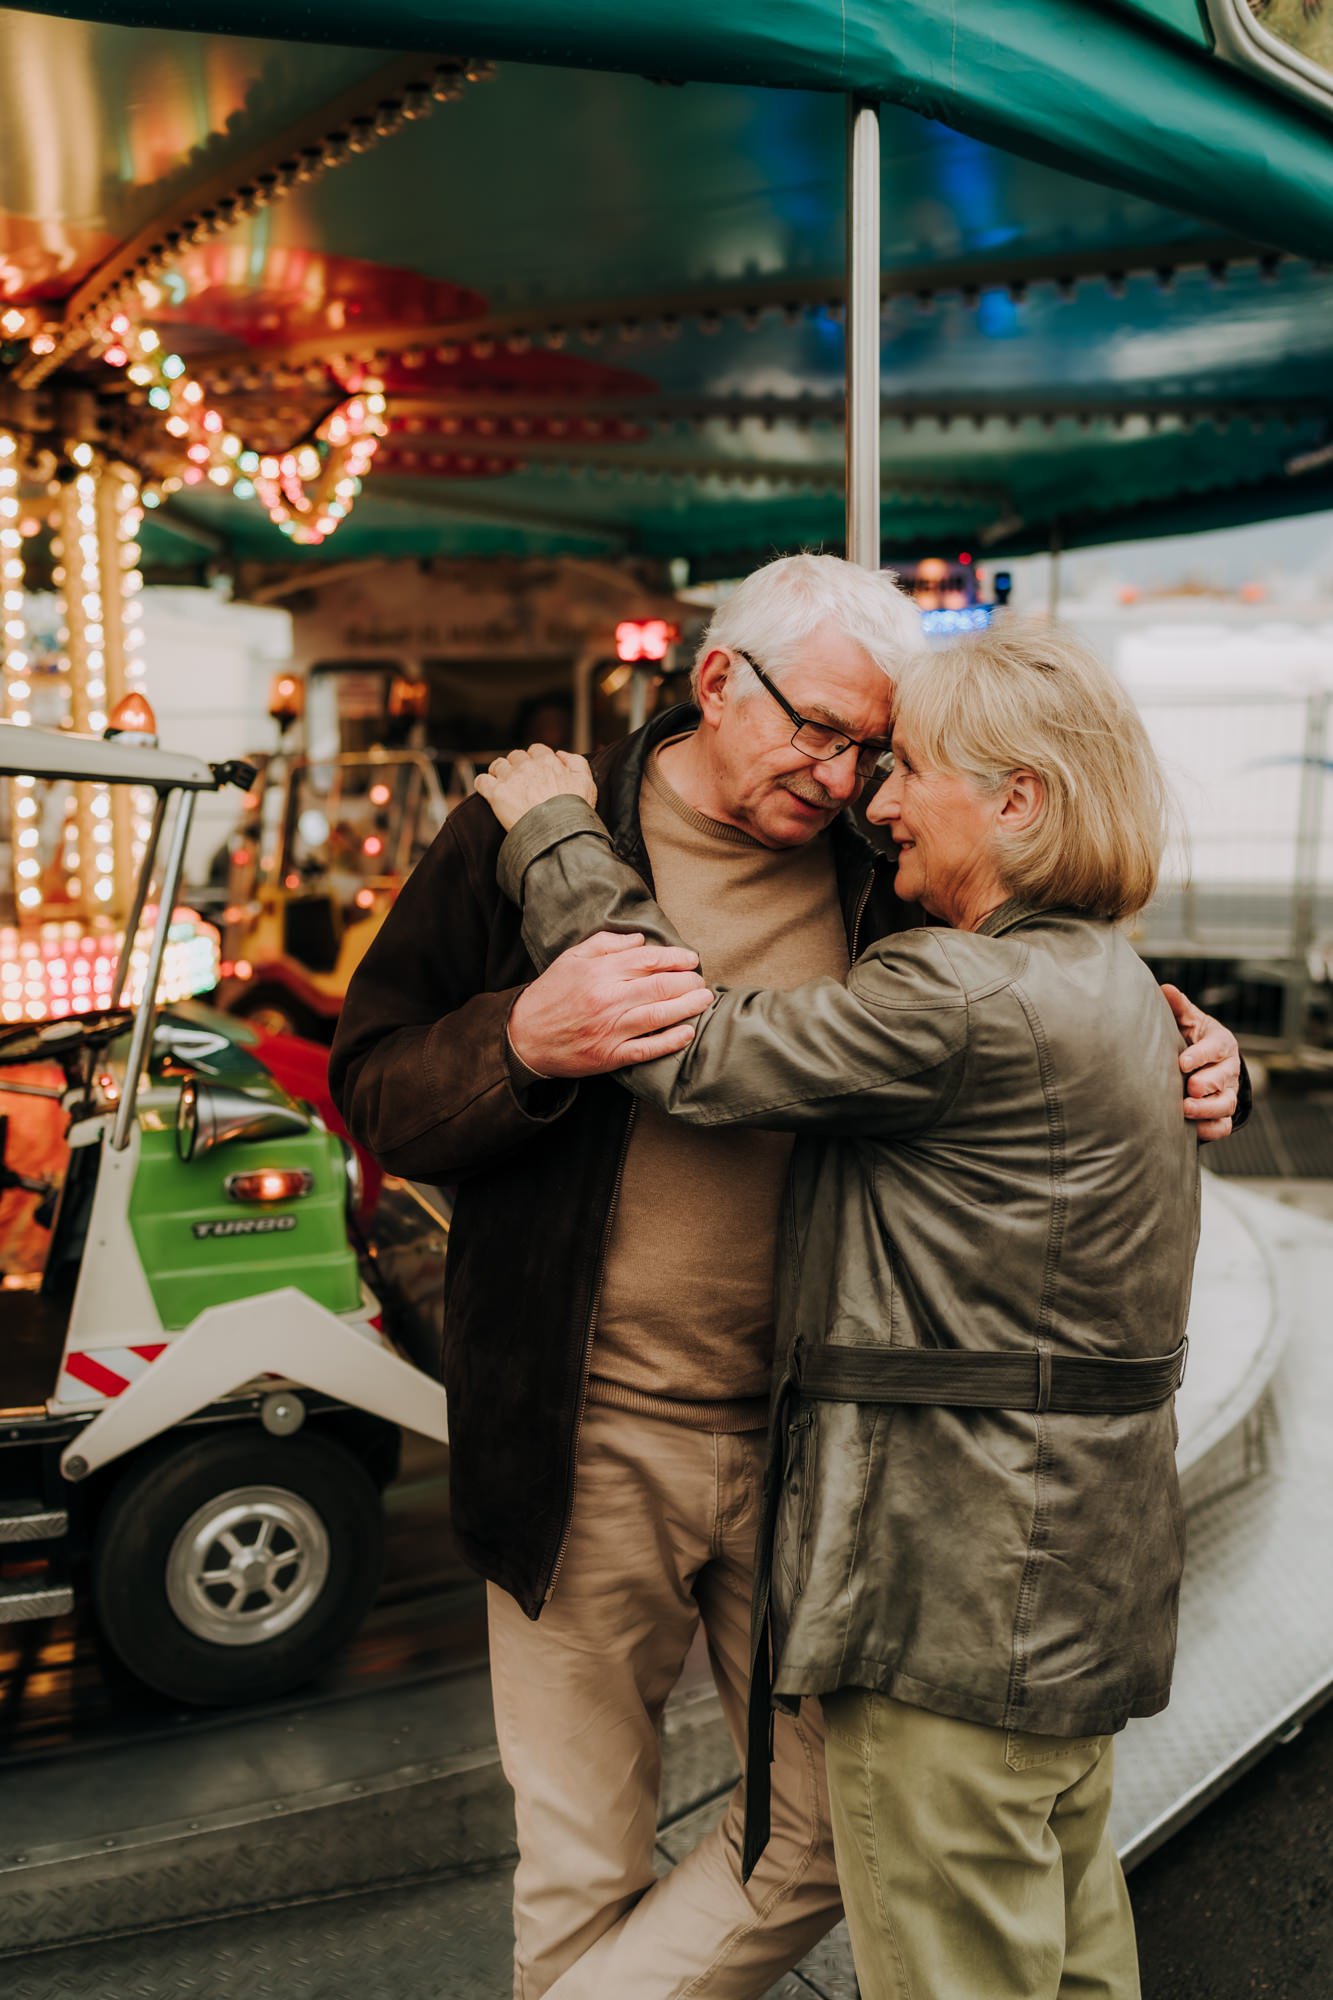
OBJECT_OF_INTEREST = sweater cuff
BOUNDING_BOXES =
[497,795,609,905]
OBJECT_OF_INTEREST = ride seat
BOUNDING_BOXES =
[282,894,342,974]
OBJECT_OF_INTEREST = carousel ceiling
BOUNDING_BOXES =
[0,2,1330,581]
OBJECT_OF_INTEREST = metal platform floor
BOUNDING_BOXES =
[2,1179,1330,1996]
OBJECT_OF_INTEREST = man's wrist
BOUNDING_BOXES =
[505,1022,550,1089]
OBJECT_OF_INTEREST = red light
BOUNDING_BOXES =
[615,618,678,663]
[363,834,384,858]
[233,958,253,981]
[225,1167,314,1203]
[284,871,301,890]
[958,551,972,565]
[103,344,128,368]
[231,846,251,868]
[354,887,375,909]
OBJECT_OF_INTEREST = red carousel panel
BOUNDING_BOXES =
[142,243,488,349]
[0,212,119,302]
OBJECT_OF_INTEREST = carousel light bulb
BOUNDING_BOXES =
[70,443,94,469]
[138,328,159,353]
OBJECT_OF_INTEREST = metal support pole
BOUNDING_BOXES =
[627,664,653,736]
[1287,687,1329,1048]
[111,788,196,1151]
[845,97,881,570]
[1048,524,1063,620]
[109,791,169,1007]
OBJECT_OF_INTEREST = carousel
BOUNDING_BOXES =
[0,3,1331,1993]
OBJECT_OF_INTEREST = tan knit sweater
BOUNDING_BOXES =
[587,750,849,1432]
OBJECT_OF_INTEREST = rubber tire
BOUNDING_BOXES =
[91,1427,384,1706]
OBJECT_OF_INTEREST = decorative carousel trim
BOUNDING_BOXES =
[190,235,1305,387]
[384,391,1326,437]
[376,436,1009,505]
[14,56,496,391]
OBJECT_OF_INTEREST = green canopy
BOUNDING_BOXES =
[1,2,1329,578]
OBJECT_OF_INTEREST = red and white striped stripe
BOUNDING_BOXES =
[57,1343,167,1403]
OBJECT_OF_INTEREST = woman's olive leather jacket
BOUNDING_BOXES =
[500,796,1202,1744]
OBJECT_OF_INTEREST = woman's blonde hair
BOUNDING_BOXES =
[892,620,1168,922]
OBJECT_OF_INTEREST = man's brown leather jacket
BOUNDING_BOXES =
[499,795,1202,1737]
[329,708,905,1615]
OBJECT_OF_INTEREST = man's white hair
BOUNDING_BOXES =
[691,552,923,700]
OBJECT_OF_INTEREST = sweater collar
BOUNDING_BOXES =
[593,706,881,931]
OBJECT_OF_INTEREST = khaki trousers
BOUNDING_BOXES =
[821,1688,1140,2000]
[485,1401,842,1999]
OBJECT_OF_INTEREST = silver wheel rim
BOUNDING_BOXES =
[165,1485,330,1647]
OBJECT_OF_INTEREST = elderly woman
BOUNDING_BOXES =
[476,623,1200,2000]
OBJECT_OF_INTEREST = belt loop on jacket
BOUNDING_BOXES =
[1036,1345,1053,1414]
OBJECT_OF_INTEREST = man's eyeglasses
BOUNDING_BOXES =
[734,649,893,783]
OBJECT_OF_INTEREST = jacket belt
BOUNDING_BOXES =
[740,1334,1187,1884]
[794,1338,1187,1415]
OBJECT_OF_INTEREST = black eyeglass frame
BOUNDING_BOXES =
[732,648,894,779]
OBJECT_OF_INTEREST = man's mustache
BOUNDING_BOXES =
[779,773,840,811]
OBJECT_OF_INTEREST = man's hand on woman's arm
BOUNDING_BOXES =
[1161,982,1245,1142]
[507,932,711,1078]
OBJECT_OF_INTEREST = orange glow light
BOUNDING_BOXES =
[105,691,157,737]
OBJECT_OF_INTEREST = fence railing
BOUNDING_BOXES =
[1129,686,1332,964]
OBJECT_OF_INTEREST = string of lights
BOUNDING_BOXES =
[0,427,41,918]
[95,316,387,545]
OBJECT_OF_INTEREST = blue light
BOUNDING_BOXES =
[977,291,1020,339]
[147,386,171,411]
[921,607,994,635]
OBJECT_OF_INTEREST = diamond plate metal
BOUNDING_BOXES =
[0,1580,73,1620]
[0,1502,67,1543]
[3,1868,519,2000]
[1111,1193,1333,1864]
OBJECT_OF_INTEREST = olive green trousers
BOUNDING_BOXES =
[820,1688,1140,2000]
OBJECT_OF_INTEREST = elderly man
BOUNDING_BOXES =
[330,555,1242,2000]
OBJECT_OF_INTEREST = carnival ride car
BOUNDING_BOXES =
[216,745,451,1040]
[0,715,449,1706]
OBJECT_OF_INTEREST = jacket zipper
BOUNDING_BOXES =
[849,860,875,960]
[543,1098,638,1604]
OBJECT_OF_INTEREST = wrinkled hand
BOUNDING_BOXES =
[509,931,713,1078]
[475,743,598,832]
[1161,983,1240,1142]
